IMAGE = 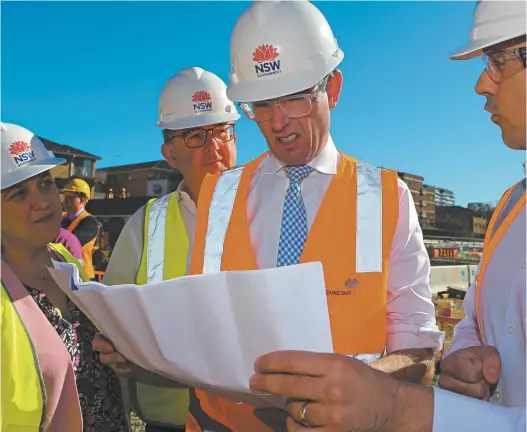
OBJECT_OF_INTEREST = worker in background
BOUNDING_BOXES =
[106,188,115,199]
[93,67,240,432]
[61,178,99,279]
[0,122,127,431]
[119,187,128,199]
[250,1,526,431]
[186,2,443,430]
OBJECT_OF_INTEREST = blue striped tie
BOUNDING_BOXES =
[276,165,314,267]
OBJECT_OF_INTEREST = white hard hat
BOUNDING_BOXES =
[157,67,240,130]
[451,0,526,60]
[227,0,344,103]
[1,122,66,190]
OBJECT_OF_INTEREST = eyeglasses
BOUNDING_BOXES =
[167,123,235,149]
[239,75,331,122]
[483,47,526,83]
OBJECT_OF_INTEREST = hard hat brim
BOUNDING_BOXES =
[157,111,240,131]
[1,157,66,190]
[450,31,527,60]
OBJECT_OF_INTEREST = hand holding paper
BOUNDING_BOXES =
[49,261,333,408]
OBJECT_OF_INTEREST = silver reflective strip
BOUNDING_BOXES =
[491,179,526,239]
[356,162,383,273]
[146,193,172,283]
[203,168,244,274]
[348,353,383,364]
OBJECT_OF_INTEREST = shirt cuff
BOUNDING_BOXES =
[386,326,445,354]
[433,387,526,432]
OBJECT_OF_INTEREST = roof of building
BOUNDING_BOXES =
[96,160,172,173]
[39,136,101,160]
[397,171,424,181]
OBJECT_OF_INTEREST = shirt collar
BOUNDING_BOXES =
[177,179,196,215]
[261,135,339,175]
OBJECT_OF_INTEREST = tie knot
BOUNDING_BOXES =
[283,165,313,185]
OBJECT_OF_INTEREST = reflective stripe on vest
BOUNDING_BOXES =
[475,179,526,343]
[187,155,395,432]
[202,162,383,274]
[127,192,190,428]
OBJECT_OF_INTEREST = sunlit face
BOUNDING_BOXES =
[161,122,237,194]
[63,191,87,215]
[1,172,62,249]
[475,40,526,150]
[251,71,343,165]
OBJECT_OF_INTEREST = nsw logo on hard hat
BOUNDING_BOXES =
[253,44,281,78]
[9,140,36,167]
[192,91,213,113]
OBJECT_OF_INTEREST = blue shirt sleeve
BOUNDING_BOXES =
[433,387,526,432]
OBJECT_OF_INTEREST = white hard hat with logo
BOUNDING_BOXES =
[227,0,344,103]
[157,67,240,130]
[451,0,526,60]
[1,122,65,190]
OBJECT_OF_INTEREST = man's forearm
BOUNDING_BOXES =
[391,380,434,432]
[370,348,435,385]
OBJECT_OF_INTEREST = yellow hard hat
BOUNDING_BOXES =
[62,178,91,199]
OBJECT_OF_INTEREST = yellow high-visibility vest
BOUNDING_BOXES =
[1,242,88,431]
[125,192,190,428]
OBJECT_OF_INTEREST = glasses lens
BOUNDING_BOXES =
[185,129,207,148]
[250,102,272,121]
[280,95,312,118]
[213,124,235,142]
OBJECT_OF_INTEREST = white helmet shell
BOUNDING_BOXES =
[157,67,240,130]
[451,0,526,60]
[1,122,65,190]
[227,0,344,103]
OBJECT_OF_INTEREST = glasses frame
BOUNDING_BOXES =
[166,123,236,149]
[239,74,331,122]
[482,47,526,83]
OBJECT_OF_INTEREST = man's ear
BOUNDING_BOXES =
[327,69,343,110]
[161,143,179,170]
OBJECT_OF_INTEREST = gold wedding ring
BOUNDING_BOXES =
[299,401,310,427]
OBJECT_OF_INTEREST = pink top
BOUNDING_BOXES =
[1,261,82,431]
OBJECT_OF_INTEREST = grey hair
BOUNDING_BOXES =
[162,129,179,144]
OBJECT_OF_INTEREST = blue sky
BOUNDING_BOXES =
[2,1,525,206]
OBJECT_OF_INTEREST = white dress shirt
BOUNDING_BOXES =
[248,137,443,353]
[102,181,196,286]
[434,176,526,431]
[104,138,442,353]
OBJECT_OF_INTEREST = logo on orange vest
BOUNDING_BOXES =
[326,278,359,296]
[344,278,359,289]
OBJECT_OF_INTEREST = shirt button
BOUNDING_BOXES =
[522,262,526,270]
[494,390,501,401]
[508,326,515,335]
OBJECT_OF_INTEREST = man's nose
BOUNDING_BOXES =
[270,104,290,132]
[204,132,220,152]
[475,68,498,97]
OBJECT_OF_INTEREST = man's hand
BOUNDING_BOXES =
[92,333,144,377]
[438,345,501,401]
[249,350,412,431]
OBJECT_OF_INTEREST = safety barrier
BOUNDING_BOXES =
[429,265,476,295]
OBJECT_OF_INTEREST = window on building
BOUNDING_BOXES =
[73,158,94,178]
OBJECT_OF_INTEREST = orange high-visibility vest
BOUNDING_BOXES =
[65,211,97,279]
[187,152,400,432]
[475,179,526,343]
